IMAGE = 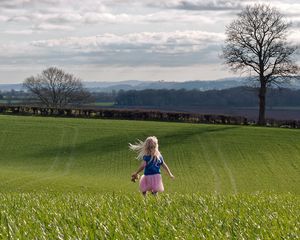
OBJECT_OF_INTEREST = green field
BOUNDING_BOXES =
[0,192,298,239]
[86,102,115,107]
[0,115,299,194]
[0,115,299,238]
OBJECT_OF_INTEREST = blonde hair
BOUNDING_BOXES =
[129,136,162,160]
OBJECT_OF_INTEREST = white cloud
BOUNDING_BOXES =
[289,31,300,45]
[4,30,34,35]
[83,13,132,24]
[146,0,244,11]
[33,23,74,31]
[31,31,225,54]
[0,15,8,21]
[3,8,219,27]
[2,29,298,68]
[0,0,299,83]
[8,16,31,22]
[1,0,300,35]
[29,12,83,24]
[0,42,38,59]
[0,31,224,68]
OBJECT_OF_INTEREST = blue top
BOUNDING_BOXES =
[143,155,164,175]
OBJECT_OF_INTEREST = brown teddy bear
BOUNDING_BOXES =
[131,173,140,182]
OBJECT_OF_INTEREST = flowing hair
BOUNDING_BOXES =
[129,136,162,160]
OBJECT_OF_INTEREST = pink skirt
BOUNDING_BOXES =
[139,174,164,193]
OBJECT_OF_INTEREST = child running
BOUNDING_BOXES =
[129,136,174,196]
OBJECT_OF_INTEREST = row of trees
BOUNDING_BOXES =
[115,88,300,108]
[5,86,300,108]
[22,4,299,125]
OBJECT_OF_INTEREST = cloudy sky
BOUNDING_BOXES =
[0,0,299,83]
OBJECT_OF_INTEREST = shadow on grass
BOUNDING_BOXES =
[27,125,237,160]
[26,132,142,160]
[159,125,238,146]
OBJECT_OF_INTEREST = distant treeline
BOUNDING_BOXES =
[2,86,300,108]
[1,105,300,128]
[114,87,300,107]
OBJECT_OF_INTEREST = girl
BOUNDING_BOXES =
[129,136,174,196]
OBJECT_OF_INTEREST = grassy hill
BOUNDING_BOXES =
[0,115,299,238]
[0,115,299,194]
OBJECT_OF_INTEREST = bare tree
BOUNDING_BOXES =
[222,4,299,125]
[23,67,91,108]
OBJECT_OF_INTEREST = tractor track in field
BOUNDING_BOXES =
[0,130,34,187]
[7,127,79,189]
[177,144,189,190]
[211,138,238,194]
[197,136,221,194]
[48,127,66,172]
[0,130,7,149]
[63,127,78,175]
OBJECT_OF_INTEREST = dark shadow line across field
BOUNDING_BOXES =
[26,125,238,166]
[159,126,238,146]
[26,133,134,161]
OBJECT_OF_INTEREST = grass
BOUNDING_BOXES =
[86,102,115,107]
[0,192,299,239]
[0,115,299,194]
[0,115,299,238]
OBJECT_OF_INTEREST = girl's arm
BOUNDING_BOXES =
[132,161,147,177]
[162,162,175,179]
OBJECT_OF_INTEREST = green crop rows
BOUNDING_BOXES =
[0,115,299,238]
[0,192,299,239]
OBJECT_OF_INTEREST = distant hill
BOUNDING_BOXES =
[84,77,300,92]
[0,84,23,91]
[1,77,299,92]
[83,78,247,92]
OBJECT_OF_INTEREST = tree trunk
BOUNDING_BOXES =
[258,83,267,126]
